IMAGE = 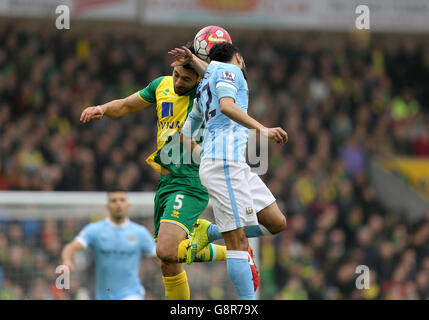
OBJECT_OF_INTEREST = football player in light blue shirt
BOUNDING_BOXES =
[180,43,288,300]
[61,189,158,300]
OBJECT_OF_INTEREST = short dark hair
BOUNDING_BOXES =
[182,63,194,71]
[209,43,241,63]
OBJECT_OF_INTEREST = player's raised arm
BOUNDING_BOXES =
[168,46,208,78]
[209,42,288,145]
[219,97,288,145]
[61,239,85,272]
[80,92,150,123]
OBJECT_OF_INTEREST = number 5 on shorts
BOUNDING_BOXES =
[173,194,184,210]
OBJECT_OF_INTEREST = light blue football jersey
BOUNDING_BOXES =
[76,218,156,300]
[184,61,249,162]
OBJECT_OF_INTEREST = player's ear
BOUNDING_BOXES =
[238,54,245,68]
[234,53,241,66]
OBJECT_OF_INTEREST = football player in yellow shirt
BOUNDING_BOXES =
[80,51,230,300]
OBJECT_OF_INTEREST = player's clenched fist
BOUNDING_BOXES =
[263,127,288,145]
[80,106,105,123]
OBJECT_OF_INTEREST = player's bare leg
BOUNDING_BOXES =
[157,222,187,266]
[223,227,249,252]
[157,220,227,264]
[157,222,190,299]
[256,201,287,235]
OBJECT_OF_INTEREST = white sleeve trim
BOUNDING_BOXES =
[216,82,238,92]
[75,236,88,248]
[192,98,202,117]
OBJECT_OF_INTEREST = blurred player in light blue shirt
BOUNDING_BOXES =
[61,189,158,300]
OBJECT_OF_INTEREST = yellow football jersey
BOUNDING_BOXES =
[138,76,196,173]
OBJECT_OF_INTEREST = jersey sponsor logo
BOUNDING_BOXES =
[221,71,236,82]
[158,120,182,129]
[99,249,136,256]
[208,34,228,43]
[161,102,174,118]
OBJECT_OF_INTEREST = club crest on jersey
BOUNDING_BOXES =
[127,235,136,244]
[245,207,254,215]
[221,71,236,82]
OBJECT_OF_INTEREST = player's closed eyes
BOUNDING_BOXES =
[174,72,191,82]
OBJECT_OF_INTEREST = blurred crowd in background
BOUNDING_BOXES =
[0,215,238,300]
[1,23,429,299]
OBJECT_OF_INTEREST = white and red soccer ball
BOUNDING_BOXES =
[194,26,232,62]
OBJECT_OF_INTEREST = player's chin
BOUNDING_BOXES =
[113,210,124,217]
[175,87,186,95]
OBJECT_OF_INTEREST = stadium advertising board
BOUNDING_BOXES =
[0,0,137,19]
[142,0,429,33]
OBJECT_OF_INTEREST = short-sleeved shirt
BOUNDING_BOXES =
[76,218,156,300]
[138,76,200,176]
[188,61,249,162]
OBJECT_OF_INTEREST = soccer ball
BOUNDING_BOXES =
[193,26,232,62]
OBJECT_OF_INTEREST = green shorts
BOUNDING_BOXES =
[153,174,209,239]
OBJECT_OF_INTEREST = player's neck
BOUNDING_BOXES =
[107,216,129,227]
[227,59,241,68]
[226,55,242,68]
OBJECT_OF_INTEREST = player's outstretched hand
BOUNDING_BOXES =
[80,106,104,123]
[263,127,288,145]
[168,46,193,67]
